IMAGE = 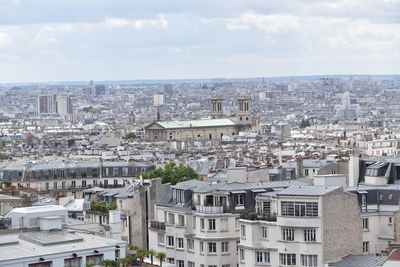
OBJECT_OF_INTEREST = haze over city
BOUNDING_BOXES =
[0,0,399,83]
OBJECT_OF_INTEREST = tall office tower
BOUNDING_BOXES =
[163,84,174,102]
[153,93,165,106]
[57,96,73,115]
[37,95,57,114]
[95,85,106,95]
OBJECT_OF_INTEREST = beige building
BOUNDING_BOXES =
[144,96,252,141]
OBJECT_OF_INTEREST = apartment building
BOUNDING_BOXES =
[148,179,308,267]
[239,186,363,267]
[348,185,400,256]
[0,160,155,190]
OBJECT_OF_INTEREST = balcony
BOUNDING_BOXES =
[150,221,166,230]
[195,205,224,214]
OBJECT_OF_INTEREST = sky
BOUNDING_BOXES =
[0,0,399,83]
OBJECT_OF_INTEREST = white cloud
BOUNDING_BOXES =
[0,32,11,46]
[131,14,168,30]
[103,14,169,29]
[104,17,131,28]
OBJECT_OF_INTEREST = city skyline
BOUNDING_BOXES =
[0,0,399,83]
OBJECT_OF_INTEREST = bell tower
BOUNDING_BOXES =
[210,96,224,119]
[237,96,251,123]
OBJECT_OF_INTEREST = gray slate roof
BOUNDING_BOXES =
[277,185,341,196]
[328,254,386,267]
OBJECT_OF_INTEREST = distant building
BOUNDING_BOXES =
[57,96,73,115]
[153,93,165,106]
[144,97,252,141]
[95,85,106,95]
[164,84,174,98]
[335,92,360,119]
[37,95,57,114]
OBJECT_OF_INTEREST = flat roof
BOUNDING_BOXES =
[0,231,125,263]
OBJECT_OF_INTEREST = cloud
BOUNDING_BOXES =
[104,15,168,29]
[0,32,11,46]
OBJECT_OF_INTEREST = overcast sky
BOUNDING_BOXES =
[0,0,399,83]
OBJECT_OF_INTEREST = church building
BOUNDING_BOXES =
[144,96,252,141]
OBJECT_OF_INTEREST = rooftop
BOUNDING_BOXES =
[156,118,237,129]
[328,254,386,267]
[0,230,125,263]
[277,185,341,196]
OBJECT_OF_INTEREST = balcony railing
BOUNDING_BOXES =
[150,221,166,230]
[195,205,224,214]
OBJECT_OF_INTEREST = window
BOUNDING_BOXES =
[82,180,86,187]
[178,215,185,227]
[241,225,246,237]
[158,233,165,244]
[221,241,229,253]
[208,219,216,230]
[208,242,217,253]
[305,169,309,176]
[282,228,294,241]
[235,194,245,206]
[240,249,245,261]
[167,258,175,264]
[389,217,393,224]
[177,260,184,267]
[362,218,369,230]
[281,201,318,217]
[220,218,228,231]
[200,241,204,253]
[86,254,104,265]
[177,238,184,249]
[222,265,230,267]
[304,229,316,242]
[187,239,194,250]
[188,262,195,267]
[262,227,268,239]
[168,213,175,225]
[176,190,185,204]
[363,241,369,253]
[280,253,296,266]
[193,216,196,229]
[200,218,205,230]
[301,255,318,267]
[113,167,119,176]
[255,251,270,263]
[167,235,174,247]
[208,266,217,267]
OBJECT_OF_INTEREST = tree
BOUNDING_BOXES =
[141,161,199,185]
[300,119,311,128]
[156,252,166,267]
[148,249,156,265]
[100,260,117,267]
[117,257,130,267]
[123,132,136,140]
[136,248,147,264]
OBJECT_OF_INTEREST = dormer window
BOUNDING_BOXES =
[235,194,245,206]
[174,189,185,205]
